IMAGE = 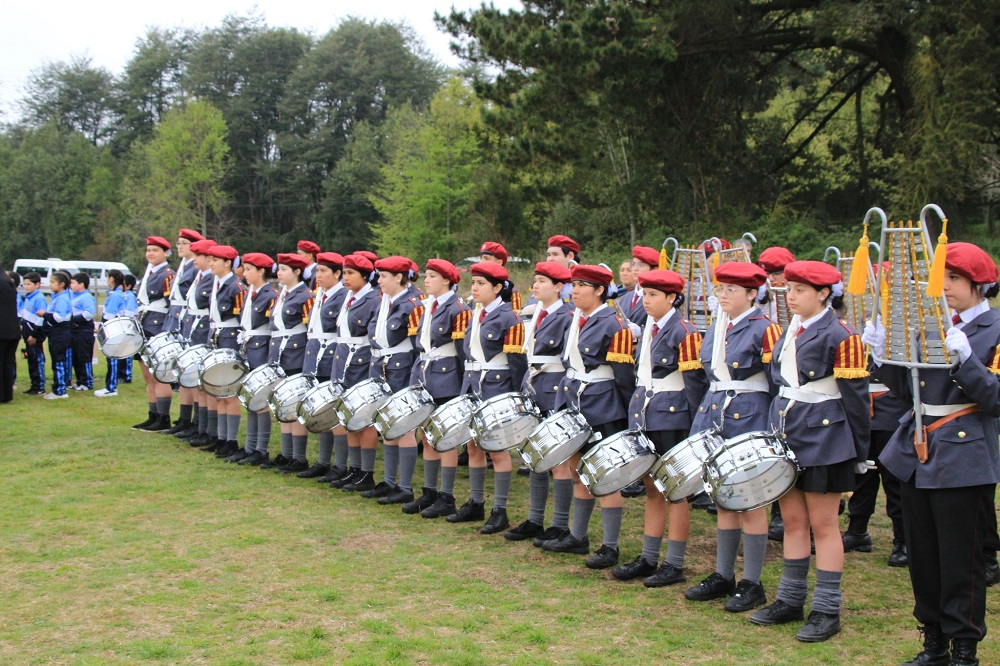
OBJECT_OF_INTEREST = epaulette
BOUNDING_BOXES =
[452,309,472,340]
[511,291,522,312]
[163,273,174,297]
[761,323,783,364]
[264,297,275,318]
[302,296,315,325]
[504,322,525,354]
[678,330,703,371]
[988,346,1000,376]
[607,328,635,364]
[833,334,869,379]
[232,290,244,316]
[408,304,425,336]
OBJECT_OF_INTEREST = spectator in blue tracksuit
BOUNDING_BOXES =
[95,270,126,397]
[69,273,97,390]
[20,272,48,395]
[43,272,73,398]
[119,273,138,383]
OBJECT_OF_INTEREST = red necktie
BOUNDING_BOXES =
[321,293,327,305]
[250,289,257,301]
[727,322,733,330]
[952,313,961,326]
[346,296,355,310]
[579,316,589,331]
[479,309,487,323]
[535,309,548,328]
[630,292,639,309]
[651,323,659,338]
[431,300,439,315]
[796,327,804,338]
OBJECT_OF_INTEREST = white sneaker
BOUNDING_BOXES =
[93,389,118,397]
[43,392,68,400]
[73,384,89,392]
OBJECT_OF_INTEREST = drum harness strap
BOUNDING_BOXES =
[775,314,841,435]
[334,286,372,382]
[138,262,170,315]
[272,283,310,364]
[707,309,770,423]
[561,307,615,440]
[522,302,565,398]
[466,304,510,397]
[633,311,686,430]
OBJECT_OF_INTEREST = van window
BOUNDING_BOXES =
[15,264,46,277]
[81,268,103,279]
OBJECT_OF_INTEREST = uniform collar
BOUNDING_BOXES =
[653,307,676,330]
[798,306,831,331]
[482,296,503,315]
[727,305,757,329]
[434,290,455,307]
[147,261,168,274]
[217,272,234,287]
[953,299,990,327]
[349,282,372,300]
[287,280,307,294]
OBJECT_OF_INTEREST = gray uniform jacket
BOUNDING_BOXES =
[181,271,213,345]
[303,285,348,379]
[368,285,423,393]
[410,293,470,400]
[211,275,245,351]
[461,300,528,400]
[165,259,197,334]
[521,304,573,413]
[268,283,313,372]
[138,263,175,338]
[333,288,379,388]
[242,282,276,370]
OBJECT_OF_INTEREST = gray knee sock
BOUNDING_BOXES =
[256,412,271,452]
[441,465,457,495]
[333,434,349,468]
[776,556,811,608]
[716,528,743,580]
[207,410,218,438]
[179,403,193,422]
[280,432,293,458]
[398,446,418,492]
[156,396,171,416]
[244,410,258,453]
[641,534,663,565]
[317,432,334,466]
[552,479,573,529]
[493,471,512,509]
[227,414,240,441]
[148,401,157,414]
[528,471,550,524]
[601,507,623,548]
[666,539,687,568]
[292,435,308,462]
[382,444,399,486]
[570,497,596,541]
[811,569,843,615]
[348,446,361,469]
[218,414,228,441]
[469,466,487,503]
[361,448,376,472]
[199,405,208,433]
[742,533,768,584]
[423,458,441,489]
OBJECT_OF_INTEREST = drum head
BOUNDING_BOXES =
[578,432,656,497]
[705,434,797,512]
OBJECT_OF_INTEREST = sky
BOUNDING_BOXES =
[0,0,521,117]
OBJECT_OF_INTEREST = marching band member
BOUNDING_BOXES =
[504,262,574,543]
[205,245,246,460]
[540,264,635,569]
[297,240,321,290]
[749,260,869,643]
[405,259,471,518]
[449,262,527,533]
[132,237,176,431]
[866,242,1000,666]
[179,240,216,446]
[478,242,522,311]
[68,272,97,391]
[616,260,636,305]
[94,270,125,398]
[42,271,72,400]
[328,254,380,490]
[546,235,581,302]
[261,253,314,472]
[611,269,708,585]
[682,263,779,611]
[163,228,205,435]
[364,256,424,504]
[620,245,659,328]
[231,252,278,466]
[297,252,348,478]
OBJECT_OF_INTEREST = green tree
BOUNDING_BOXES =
[20,56,117,145]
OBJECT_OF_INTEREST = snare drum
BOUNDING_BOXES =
[267,374,317,423]
[518,410,593,473]
[297,381,345,433]
[422,395,480,452]
[702,431,798,512]
[149,338,186,383]
[238,364,285,411]
[577,430,657,497]
[176,344,213,389]
[373,385,436,440]
[649,429,725,502]
[97,316,145,359]
[471,392,542,452]
[141,331,182,367]
[333,379,392,432]
[199,348,249,398]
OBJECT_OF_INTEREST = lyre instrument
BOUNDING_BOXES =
[663,237,713,333]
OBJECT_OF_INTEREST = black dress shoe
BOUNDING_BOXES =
[749,599,805,626]
[620,480,646,498]
[985,553,999,587]
[612,555,658,581]
[202,439,225,453]
[446,499,485,523]
[360,481,395,499]
[297,463,331,479]
[533,526,567,548]
[684,572,736,600]
[842,531,873,552]
[768,515,784,542]
[278,459,310,474]
[796,611,841,642]
[643,562,684,586]
[725,579,767,613]
[317,465,348,483]
[949,638,979,666]
[505,520,544,541]
[479,507,509,534]
[343,470,375,492]
[225,449,252,463]
[259,454,290,470]
[541,532,589,554]
[329,467,360,488]
[132,411,157,430]
[421,492,456,519]
[585,545,620,569]
[378,487,414,505]
[215,441,240,458]
[403,487,437,514]
[888,541,909,568]
[163,419,191,435]
[176,425,200,440]
[900,624,950,666]
[188,432,211,447]
[239,451,268,466]
[142,415,172,432]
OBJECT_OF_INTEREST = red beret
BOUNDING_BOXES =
[207,244,239,261]
[632,245,660,268]
[758,247,796,272]
[784,260,842,287]
[146,236,171,250]
[242,252,274,270]
[571,264,613,286]
[190,239,217,255]
[945,242,999,284]
[425,259,460,285]
[297,240,320,255]
[471,262,509,282]
[316,252,344,269]
[701,238,732,255]
[638,269,685,294]
[534,261,571,284]
[178,228,205,242]
[354,250,378,264]
[548,235,580,254]
[277,253,309,270]
[714,262,767,289]
[480,241,509,265]
[409,259,419,273]
[374,255,412,274]
[343,254,374,273]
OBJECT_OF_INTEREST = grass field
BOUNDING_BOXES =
[2,354,998,665]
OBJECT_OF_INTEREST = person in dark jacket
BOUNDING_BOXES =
[0,263,20,403]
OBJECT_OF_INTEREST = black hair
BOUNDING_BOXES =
[51,272,70,288]
[553,246,579,262]
[814,284,844,312]
[72,272,90,288]
[977,282,1000,299]
[107,269,124,287]
[24,271,42,284]
[366,270,378,287]
[481,274,514,303]
[672,291,686,308]
[123,274,137,289]
[7,271,19,287]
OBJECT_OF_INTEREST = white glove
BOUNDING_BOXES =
[946,326,972,363]
[861,319,885,353]
[707,295,719,312]
[855,460,876,474]
[628,322,642,338]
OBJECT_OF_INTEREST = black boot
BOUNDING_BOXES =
[900,624,950,666]
[188,432,211,447]
[238,450,268,466]
[949,638,979,666]
[421,492,456,518]
[446,499,485,523]
[202,439,225,453]
[329,467,360,489]
[402,487,437,515]
[842,530,873,552]
[888,540,909,568]
[132,411,158,430]
[176,424,200,440]
[768,513,784,542]
[297,463,331,479]
[163,418,191,435]
[259,454,290,470]
[317,465,348,483]
[142,414,172,432]
[479,507,509,534]
[342,470,375,492]
[379,486,414,505]
[215,441,240,458]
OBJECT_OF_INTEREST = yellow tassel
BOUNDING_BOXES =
[606,352,635,364]
[761,352,772,364]
[711,252,720,286]
[503,344,525,354]
[926,216,949,297]
[847,224,870,295]
[451,331,465,340]
[408,326,419,336]
[833,367,869,379]
[678,360,704,372]
[659,247,668,270]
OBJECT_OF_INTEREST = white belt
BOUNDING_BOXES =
[869,384,890,395]
[338,335,368,347]
[421,342,458,361]
[186,308,209,316]
[309,332,338,342]
[142,304,169,314]
[22,312,43,326]
[778,375,841,404]
[921,402,976,417]
[372,340,413,359]
[639,371,686,395]
[211,320,240,329]
[272,324,307,338]
[528,354,563,374]
[245,325,271,337]
[466,361,509,372]
[709,372,768,394]
[565,365,614,383]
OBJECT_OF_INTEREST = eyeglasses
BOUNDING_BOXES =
[712,286,748,297]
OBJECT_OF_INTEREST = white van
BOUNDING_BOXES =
[73,261,134,292]
[12,258,82,294]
